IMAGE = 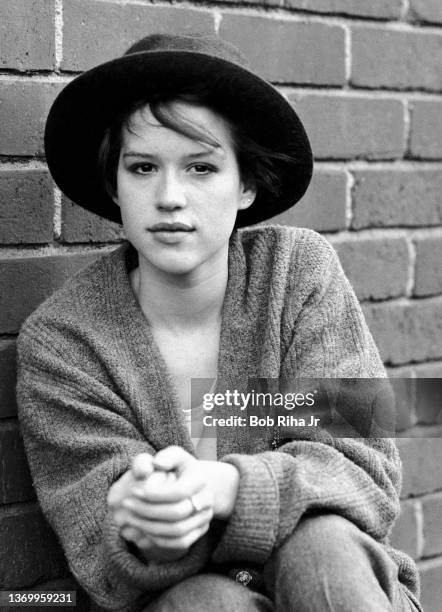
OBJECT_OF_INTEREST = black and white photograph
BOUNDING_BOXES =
[0,1,441,611]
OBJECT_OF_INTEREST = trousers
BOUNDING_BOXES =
[143,514,422,612]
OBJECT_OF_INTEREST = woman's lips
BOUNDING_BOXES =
[148,222,195,232]
[148,222,195,244]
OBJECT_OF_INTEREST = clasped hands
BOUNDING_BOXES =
[107,446,240,563]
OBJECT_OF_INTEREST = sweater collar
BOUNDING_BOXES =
[101,232,255,456]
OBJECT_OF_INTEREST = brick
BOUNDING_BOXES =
[414,361,442,378]
[0,505,68,588]
[386,365,415,378]
[415,375,442,425]
[0,422,34,504]
[409,101,442,159]
[61,196,124,243]
[390,499,422,559]
[409,0,442,25]
[387,364,442,429]
[284,0,402,19]
[0,81,64,156]
[0,0,55,71]
[332,237,409,301]
[289,94,404,160]
[387,374,417,432]
[0,340,17,419]
[362,298,442,365]
[414,237,442,297]
[62,1,214,71]
[397,436,442,496]
[422,493,442,557]
[220,15,345,85]
[0,251,105,334]
[351,27,442,91]
[418,557,442,612]
[0,169,53,244]
[263,169,347,232]
[352,169,441,229]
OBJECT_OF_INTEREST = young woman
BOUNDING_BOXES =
[17,34,422,612]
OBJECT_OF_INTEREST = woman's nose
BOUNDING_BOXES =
[155,171,186,211]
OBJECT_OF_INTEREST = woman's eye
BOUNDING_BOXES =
[190,164,216,175]
[130,163,155,175]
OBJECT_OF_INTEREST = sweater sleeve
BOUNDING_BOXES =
[211,235,403,571]
[16,329,215,612]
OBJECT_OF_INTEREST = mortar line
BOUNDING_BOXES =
[0,159,48,171]
[344,24,351,86]
[415,499,425,559]
[401,0,410,22]
[405,232,417,297]
[283,86,442,101]
[403,98,412,157]
[0,243,118,258]
[325,227,442,242]
[53,186,62,241]
[341,160,442,171]
[345,168,354,229]
[214,8,222,34]
[0,333,18,340]
[54,0,64,72]
[359,294,442,308]
[414,359,442,371]
[314,160,442,171]
[0,73,73,83]
[0,500,40,518]
[404,227,442,239]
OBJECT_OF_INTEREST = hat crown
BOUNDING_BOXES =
[124,33,250,69]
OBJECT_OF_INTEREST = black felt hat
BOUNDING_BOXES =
[44,34,313,228]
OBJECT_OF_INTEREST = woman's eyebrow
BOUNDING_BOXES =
[186,149,225,159]
[122,152,156,159]
[122,148,224,159]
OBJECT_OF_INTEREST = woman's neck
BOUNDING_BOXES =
[131,251,229,332]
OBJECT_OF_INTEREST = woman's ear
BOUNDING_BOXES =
[238,183,257,211]
[111,191,119,207]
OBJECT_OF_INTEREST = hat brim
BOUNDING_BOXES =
[44,50,313,228]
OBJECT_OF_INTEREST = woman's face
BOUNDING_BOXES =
[113,101,256,278]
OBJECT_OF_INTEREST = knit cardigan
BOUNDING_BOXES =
[17,226,419,611]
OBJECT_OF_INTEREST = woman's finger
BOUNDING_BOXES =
[120,506,213,538]
[120,525,145,543]
[132,463,205,503]
[132,469,177,499]
[131,453,155,480]
[123,490,213,522]
[152,445,195,474]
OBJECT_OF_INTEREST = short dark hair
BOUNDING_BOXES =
[97,91,296,211]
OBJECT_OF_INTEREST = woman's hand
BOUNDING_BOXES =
[107,447,240,563]
[107,452,203,562]
[150,446,240,521]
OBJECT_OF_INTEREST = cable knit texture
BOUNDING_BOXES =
[16,226,419,611]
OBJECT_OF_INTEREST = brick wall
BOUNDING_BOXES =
[0,0,441,610]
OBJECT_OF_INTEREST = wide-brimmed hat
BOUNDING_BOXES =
[44,34,313,228]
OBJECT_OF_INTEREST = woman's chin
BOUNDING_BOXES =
[138,251,203,278]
